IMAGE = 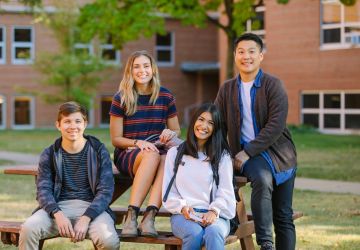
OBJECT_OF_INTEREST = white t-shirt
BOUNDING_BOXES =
[240,80,255,143]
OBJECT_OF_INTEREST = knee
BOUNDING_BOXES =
[204,225,225,241]
[142,151,161,164]
[99,235,120,250]
[273,209,294,227]
[251,171,273,192]
[93,231,120,250]
[20,219,39,239]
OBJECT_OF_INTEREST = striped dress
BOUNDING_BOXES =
[109,86,177,178]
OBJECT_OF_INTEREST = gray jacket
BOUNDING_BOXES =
[215,71,297,172]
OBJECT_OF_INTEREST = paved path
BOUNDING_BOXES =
[294,177,360,195]
[1,151,360,195]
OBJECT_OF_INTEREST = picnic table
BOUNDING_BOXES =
[1,164,257,250]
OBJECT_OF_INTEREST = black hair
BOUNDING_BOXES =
[233,33,264,52]
[176,103,230,186]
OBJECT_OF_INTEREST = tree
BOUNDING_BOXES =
[77,0,357,79]
[3,0,357,78]
[31,0,108,109]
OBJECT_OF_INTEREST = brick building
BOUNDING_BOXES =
[218,0,360,134]
[1,0,359,134]
[0,1,219,129]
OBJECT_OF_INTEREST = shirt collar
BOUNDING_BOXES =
[236,69,263,88]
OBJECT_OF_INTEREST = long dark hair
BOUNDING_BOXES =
[176,103,230,186]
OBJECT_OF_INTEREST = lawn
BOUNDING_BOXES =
[0,128,360,249]
[0,171,359,249]
[0,128,359,181]
[291,128,360,182]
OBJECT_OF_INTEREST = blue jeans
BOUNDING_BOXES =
[242,155,296,250]
[170,214,230,250]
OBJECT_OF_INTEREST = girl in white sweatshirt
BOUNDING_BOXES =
[162,103,236,250]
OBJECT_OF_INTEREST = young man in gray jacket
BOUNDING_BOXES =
[19,101,119,250]
[215,33,297,250]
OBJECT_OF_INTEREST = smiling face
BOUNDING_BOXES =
[193,111,214,150]
[56,112,87,143]
[132,55,153,86]
[234,40,263,81]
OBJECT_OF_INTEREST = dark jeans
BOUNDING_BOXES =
[241,155,296,250]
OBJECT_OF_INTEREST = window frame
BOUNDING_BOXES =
[301,90,360,134]
[11,95,35,129]
[246,5,266,41]
[0,26,5,64]
[0,94,6,129]
[11,26,34,65]
[155,32,175,67]
[74,43,94,57]
[100,43,120,65]
[320,0,360,50]
[99,95,113,128]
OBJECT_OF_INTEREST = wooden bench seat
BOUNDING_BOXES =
[0,220,249,250]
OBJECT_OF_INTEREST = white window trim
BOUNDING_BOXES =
[99,95,113,128]
[87,99,94,129]
[100,43,120,65]
[156,32,175,67]
[74,43,94,56]
[0,95,6,129]
[301,90,360,134]
[246,5,265,35]
[11,26,34,65]
[11,95,35,129]
[0,26,5,64]
[320,0,360,50]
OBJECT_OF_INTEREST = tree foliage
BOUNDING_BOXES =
[77,0,357,78]
[4,0,357,79]
[32,0,107,109]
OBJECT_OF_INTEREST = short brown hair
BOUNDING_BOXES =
[57,101,88,122]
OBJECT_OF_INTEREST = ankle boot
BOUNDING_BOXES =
[121,207,138,237]
[138,208,158,237]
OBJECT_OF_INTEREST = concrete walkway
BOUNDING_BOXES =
[1,150,360,195]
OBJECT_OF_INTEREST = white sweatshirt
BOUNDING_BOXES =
[162,146,236,220]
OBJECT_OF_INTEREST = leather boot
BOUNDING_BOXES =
[121,206,138,237]
[138,208,158,237]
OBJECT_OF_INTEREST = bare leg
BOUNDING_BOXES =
[129,151,160,207]
[147,155,166,208]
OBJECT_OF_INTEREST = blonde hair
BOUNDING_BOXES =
[119,50,161,116]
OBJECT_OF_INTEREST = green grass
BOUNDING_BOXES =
[0,160,16,166]
[1,128,359,181]
[0,129,112,155]
[291,129,360,181]
[0,172,359,249]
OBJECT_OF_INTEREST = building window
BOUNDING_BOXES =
[155,32,174,66]
[12,96,34,129]
[301,91,360,133]
[12,26,34,64]
[74,43,93,57]
[0,27,5,64]
[100,96,112,126]
[100,37,120,65]
[321,0,360,49]
[0,95,5,129]
[246,5,265,42]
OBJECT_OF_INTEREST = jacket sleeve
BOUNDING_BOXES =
[83,145,114,220]
[214,83,228,134]
[36,147,60,216]
[209,153,236,219]
[162,147,187,214]
[244,80,288,157]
